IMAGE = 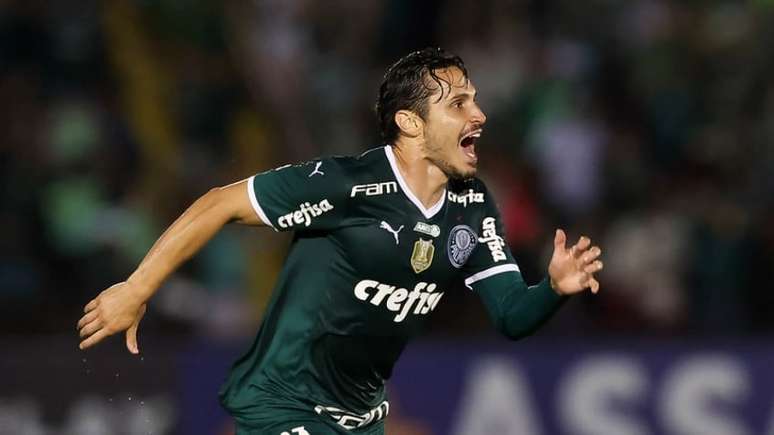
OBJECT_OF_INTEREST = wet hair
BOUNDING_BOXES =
[375,47,468,144]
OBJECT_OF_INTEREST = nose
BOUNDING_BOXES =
[471,103,487,126]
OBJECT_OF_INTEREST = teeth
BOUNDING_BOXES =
[462,130,483,140]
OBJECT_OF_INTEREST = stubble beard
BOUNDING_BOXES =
[432,155,475,181]
[422,138,476,181]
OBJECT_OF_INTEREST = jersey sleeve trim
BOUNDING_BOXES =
[246,175,277,231]
[464,264,520,290]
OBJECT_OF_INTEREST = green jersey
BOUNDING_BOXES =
[219,146,560,431]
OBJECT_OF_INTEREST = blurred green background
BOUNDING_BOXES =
[1,1,773,434]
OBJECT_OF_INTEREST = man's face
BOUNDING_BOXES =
[420,66,487,180]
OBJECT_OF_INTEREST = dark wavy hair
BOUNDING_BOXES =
[375,47,468,144]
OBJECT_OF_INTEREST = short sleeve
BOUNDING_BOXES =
[247,158,348,232]
[460,184,522,289]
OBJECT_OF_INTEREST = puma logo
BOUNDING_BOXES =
[380,221,404,245]
[308,161,324,177]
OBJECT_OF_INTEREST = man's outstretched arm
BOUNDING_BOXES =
[77,179,263,353]
[469,230,604,340]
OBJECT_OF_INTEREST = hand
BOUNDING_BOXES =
[77,282,147,354]
[548,229,604,296]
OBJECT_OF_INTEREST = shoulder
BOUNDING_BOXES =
[257,147,390,203]
[306,146,386,177]
[321,146,398,195]
[330,146,387,175]
[261,148,374,184]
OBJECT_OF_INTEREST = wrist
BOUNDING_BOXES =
[549,276,564,296]
[126,273,156,303]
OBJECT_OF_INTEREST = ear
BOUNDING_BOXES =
[394,110,423,138]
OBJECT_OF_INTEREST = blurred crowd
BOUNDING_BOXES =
[2,0,773,339]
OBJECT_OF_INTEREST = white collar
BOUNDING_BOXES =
[384,146,446,219]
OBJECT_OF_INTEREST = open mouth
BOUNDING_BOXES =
[459,129,482,163]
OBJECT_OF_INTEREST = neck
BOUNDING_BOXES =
[390,141,448,209]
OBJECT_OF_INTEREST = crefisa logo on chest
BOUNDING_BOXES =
[448,225,477,268]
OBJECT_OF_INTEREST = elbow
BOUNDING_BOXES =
[203,184,256,225]
[203,186,226,202]
[203,185,241,211]
[197,187,221,206]
[192,187,234,222]
[196,188,223,212]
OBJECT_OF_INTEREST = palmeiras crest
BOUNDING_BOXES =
[411,238,435,274]
[448,225,477,268]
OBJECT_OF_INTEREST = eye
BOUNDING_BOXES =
[452,101,464,109]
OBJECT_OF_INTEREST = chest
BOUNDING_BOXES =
[333,199,483,288]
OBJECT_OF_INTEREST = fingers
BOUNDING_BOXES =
[578,271,591,286]
[584,260,604,274]
[580,247,602,265]
[569,234,601,263]
[582,255,602,294]
[589,277,600,294]
[79,328,109,350]
[551,231,603,295]
[84,299,98,313]
[126,325,139,354]
[554,229,567,250]
[584,264,602,294]
[77,310,98,330]
[79,318,103,338]
[571,236,591,258]
[125,304,146,354]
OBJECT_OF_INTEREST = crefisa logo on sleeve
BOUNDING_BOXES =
[479,217,506,262]
[277,199,334,228]
[448,225,477,268]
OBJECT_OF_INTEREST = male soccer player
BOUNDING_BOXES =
[77,48,603,434]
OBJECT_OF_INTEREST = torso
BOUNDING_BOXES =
[220,146,494,426]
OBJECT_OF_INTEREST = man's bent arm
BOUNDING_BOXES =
[77,179,263,351]
[468,230,603,341]
[127,180,264,299]
[469,273,566,340]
